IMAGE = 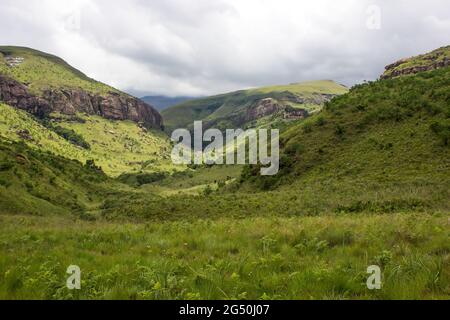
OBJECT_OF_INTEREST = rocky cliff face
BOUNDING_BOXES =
[0,74,163,129]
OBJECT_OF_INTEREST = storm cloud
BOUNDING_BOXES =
[1,0,449,96]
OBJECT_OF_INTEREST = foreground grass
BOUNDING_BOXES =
[0,213,448,300]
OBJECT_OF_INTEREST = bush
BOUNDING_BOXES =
[43,121,90,149]
[430,121,450,146]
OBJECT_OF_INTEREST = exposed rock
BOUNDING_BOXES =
[0,74,163,129]
[381,46,450,79]
[0,75,51,117]
[16,129,33,141]
[5,56,25,67]
[246,98,310,122]
[283,107,308,120]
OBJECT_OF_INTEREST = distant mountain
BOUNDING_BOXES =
[161,80,348,133]
[140,95,196,111]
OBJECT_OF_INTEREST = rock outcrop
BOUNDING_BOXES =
[382,58,450,79]
[381,45,450,79]
[246,98,309,122]
[246,98,281,120]
[0,74,163,129]
[0,75,51,117]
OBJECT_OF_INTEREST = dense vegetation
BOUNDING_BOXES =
[0,139,111,216]
[43,121,91,150]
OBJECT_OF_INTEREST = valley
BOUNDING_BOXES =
[0,45,449,300]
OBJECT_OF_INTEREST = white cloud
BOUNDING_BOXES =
[0,0,449,96]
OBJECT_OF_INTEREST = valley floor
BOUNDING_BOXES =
[0,212,448,300]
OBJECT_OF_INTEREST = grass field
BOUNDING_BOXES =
[0,213,448,300]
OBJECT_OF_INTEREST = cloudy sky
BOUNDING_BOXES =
[1,0,449,97]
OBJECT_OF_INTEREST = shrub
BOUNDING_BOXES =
[430,121,450,146]
[43,122,90,149]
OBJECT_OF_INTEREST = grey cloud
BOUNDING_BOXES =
[0,0,449,97]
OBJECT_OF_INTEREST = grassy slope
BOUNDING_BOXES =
[161,80,348,132]
[0,103,177,176]
[0,138,115,216]
[56,114,177,176]
[243,66,450,193]
[0,103,89,160]
[102,67,450,221]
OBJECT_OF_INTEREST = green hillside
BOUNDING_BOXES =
[162,80,348,132]
[242,65,450,194]
[0,138,112,216]
[0,46,175,176]
[0,103,176,176]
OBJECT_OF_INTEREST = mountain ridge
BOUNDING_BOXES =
[0,46,163,129]
[162,80,348,133]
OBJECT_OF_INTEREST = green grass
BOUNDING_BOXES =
[0,103,89,160]
[56,113,179,176]
[0,46,116,95]
[0,213,448,300]
[0,139,117,216]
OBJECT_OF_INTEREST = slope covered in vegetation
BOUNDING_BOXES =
[0,139,113,216]
[0,103,176,176]
[243,65,450,194]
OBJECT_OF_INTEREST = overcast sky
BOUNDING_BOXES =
[1,0,449,97]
